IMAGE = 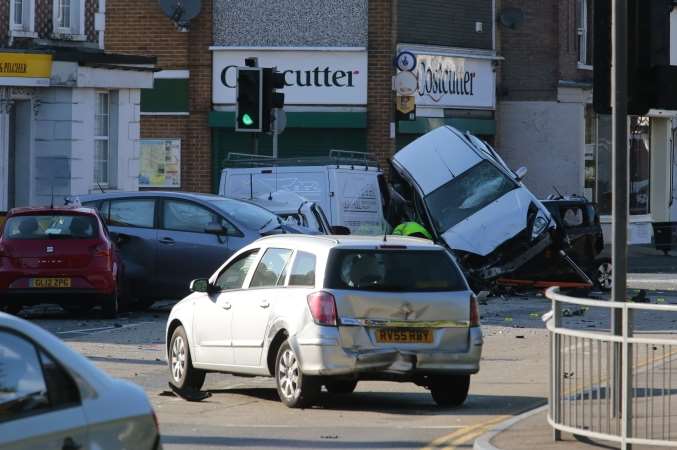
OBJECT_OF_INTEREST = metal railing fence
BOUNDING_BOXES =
[546,287,677,449]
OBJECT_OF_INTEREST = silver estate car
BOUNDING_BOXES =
[166,235,482,408]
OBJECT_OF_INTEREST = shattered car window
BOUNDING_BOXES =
[425,160,517,232]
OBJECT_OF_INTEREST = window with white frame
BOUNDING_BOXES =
[10,0,34,32]
[53,0,82,35]
[94,92,111,187]
[577,0,594,67]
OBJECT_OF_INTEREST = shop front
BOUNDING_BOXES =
[0,49,154,212]
[584,104,676,245]
[394,45,498,149]
[209,47,368,190]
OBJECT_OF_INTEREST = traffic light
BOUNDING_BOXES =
[262,68,286,132]
[236,67,263,132]
[593,0,675,115]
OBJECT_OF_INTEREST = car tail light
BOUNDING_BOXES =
[470,294,481,327]
[307,291,338,326]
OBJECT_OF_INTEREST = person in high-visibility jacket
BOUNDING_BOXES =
[392,222,433,240]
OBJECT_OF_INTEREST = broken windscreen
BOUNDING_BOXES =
[424,160,518,233]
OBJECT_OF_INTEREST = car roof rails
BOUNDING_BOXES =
[223,150,380,170]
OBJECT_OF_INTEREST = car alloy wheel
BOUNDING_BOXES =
[278,348,300,401]
[274,341,320,408]
[171,335,186,384]
[596,259,612,291]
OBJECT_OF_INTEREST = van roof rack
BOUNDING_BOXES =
[223,149,379,170]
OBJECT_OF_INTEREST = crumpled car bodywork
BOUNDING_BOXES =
[389,126,562,287]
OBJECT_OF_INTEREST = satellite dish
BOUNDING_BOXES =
[499,7,525,30]
[159,0,201,31]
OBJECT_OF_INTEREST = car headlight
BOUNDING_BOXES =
[531,212,549,240]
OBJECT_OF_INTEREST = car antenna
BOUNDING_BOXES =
[50,183,54,209]
[97,182,106,194]
[383,224,388,242]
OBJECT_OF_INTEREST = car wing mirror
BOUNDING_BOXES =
[205,223,227,235]
[331,225,351,235]
[515,166,528,181]
[114,233,129,246]
[189,278,212,293]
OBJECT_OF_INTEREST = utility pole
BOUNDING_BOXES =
[610,3,632,447]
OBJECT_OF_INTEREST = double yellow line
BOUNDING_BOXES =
[421,415,511,450]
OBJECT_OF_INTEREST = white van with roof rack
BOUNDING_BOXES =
[217,150,387,236]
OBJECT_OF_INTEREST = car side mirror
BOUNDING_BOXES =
[190,278,211,293]
[205,223,227,235]
[331,225,351,235]
[114,233,129,246]
[515,166,528,181]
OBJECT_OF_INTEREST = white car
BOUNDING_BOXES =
[166,234,482,408]
[0,312,161,450]
[389,126,556,284]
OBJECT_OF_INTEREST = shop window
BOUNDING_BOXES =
[10,0,34,33]
[585,106,652,216]
[577,0,594,67]
[53,0,83,35]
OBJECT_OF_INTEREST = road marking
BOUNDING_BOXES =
[421,415,510,450]
[57,321,153,335]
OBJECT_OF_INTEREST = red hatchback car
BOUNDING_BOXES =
[0,206,123,317]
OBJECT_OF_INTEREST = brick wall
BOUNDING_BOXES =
[557,0,593,84]
[107,0,213,192]
[0,1,7,45]
[498,0,559,101]
[367,0,395,173]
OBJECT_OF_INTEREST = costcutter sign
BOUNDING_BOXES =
[404,50,495,110]
[212,49,367,105]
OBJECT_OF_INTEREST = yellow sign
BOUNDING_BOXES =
[396,95,416,114]
[0,53,52,78]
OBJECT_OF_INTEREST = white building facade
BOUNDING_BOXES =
[0,0,154,212]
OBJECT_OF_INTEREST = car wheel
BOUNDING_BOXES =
[429,374,471,407]
[593,257,612,292]
[169,326,205,391]
[61,304,94,315]
[1,305,21,315]
[275,340,320,408]
[325,379,358,395]
[101,291,119,319]
[131,298,156,311]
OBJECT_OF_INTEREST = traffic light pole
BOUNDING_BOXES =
[611,2,631,446]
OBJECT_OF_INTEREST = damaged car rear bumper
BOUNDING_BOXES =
[292,326,483,377]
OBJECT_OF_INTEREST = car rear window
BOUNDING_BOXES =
[3,215,98,240]
[325,249,466,292]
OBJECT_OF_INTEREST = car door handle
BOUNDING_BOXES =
[159,237,176,245]
[222,302,232,310]
[62,437,82,450]
[259,300,270,308]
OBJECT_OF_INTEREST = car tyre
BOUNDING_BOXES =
[592,257,612,292]
[429,374,471,407]
[275,340,320,408]
[169,325,206,392]
[1,305,21,315]
[61,304,94,315]
[131,298,156,311]
[324,379,358,395]
[101,291,119,319]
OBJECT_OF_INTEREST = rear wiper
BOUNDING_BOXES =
[46,233,72,239]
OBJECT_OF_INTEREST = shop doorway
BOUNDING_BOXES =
[7,100,31,208]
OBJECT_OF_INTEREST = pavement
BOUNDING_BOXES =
[472,261,677,450]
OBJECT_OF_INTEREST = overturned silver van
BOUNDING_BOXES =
[389,126,559,287]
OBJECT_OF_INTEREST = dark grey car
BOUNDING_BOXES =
[77,191,293,307]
